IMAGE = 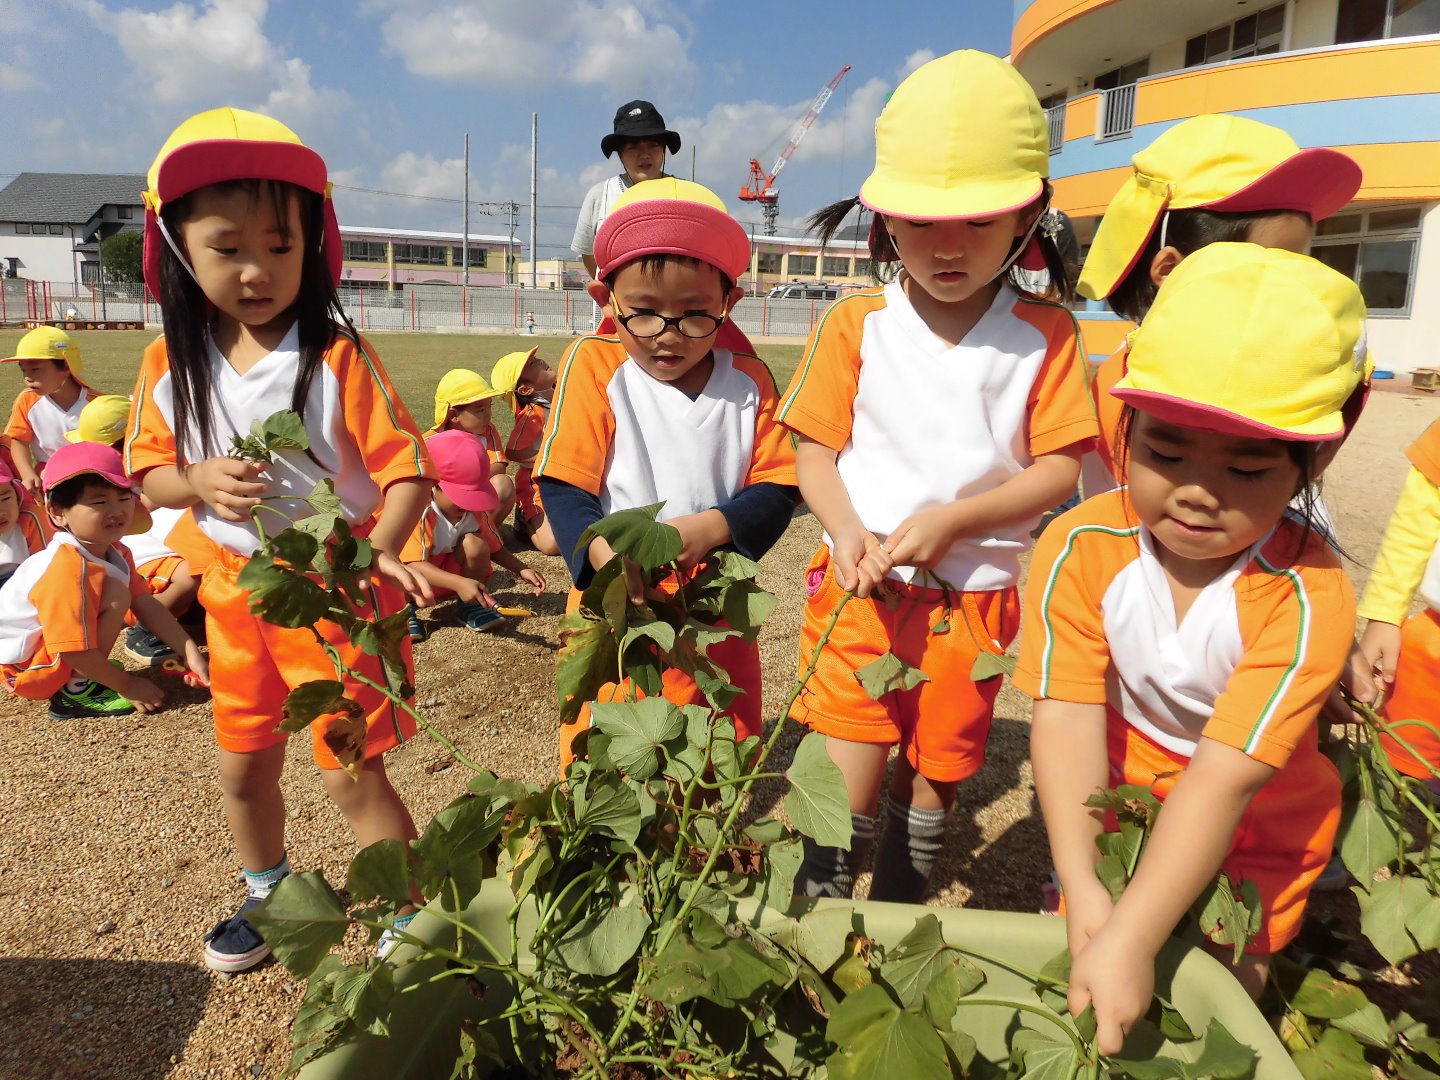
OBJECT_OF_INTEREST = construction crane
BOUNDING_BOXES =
[739,64,851,236]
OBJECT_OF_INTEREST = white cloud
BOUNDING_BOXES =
[368,0,691,88]
[0,62,38,92]
[899,49,937,79]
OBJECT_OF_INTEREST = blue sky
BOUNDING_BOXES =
[0,1,1013,259]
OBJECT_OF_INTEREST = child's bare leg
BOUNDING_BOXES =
[155,566,199,616]
[319,754,419,848]
[869,756,957,903]
[96,576,132,655]
[490,473,516,525]
[528,514,559,557]
[218,743,289,873]
[1205,944,1269,998]
[456,531,494,591]
[795,735,889,899]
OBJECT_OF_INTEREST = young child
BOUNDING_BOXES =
[780,50,1095,903]
[1016,243,1368,1054]
[536,177,799,771]
[124,107,437,973]
[0,443,207,720]
[401,428,545,639]
[0,461,52,589]
[4,326,97,498]
[492,346,560,556]
[429,369,516,534]
[1077,113,1361,489]
[1357,420,1440,790]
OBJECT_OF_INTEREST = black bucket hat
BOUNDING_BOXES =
[601,100,682,158]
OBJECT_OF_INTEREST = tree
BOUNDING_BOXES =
[101,230,144,284]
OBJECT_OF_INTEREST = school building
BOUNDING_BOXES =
[744,226,874,296]
[1011,0,1440,372]
[0,172,146,289]
[338,225,519,290]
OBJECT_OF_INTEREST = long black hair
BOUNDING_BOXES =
[806,183,1077,305]
[156,179,357,463]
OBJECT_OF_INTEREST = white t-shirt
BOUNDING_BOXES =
[570,173,633,259]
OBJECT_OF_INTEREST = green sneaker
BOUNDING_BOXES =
[47,680,137,720]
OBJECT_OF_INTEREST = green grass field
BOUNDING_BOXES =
[0,327,805,443]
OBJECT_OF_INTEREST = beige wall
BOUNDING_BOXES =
[1367,202,1440,376]
[1291,0,1341,49]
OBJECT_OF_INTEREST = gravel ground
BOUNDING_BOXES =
[1,388,1438,1079]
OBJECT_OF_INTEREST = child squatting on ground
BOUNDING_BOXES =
[492,346,561,557]
[401,427,545,640]
[536,177,800,773]
[1016,242,1370,1055]
[0,460,51,590]
[3,326,99,500]
[124,107,437,973]
[0,443,208,721]
[429,368,517,551]
[779,50,1097,904]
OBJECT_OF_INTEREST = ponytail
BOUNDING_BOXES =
[806,197,900,283]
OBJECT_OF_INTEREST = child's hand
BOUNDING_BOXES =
[1067,922,1155,1057]
[123,674,167,713]
[670,511,728,573]
[517,566,546,594]
[1359,620,1403,691]
[186,456,267,522]
[455,578,497,608]
[882,503,963,569]
[1060,874,1114,959]
[182,640,210,688]
[377,550,435,606]
[832,529,892,598]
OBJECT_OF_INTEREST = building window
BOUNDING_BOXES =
[450,246,489,268]
[756,251,782,274]
[854,258,871,278]
[1093,57,1148,91]
[48,224,64,235]
[1311,205,1422,314]
[393,243,448,265]
[1337,0,1440,42]
[343,239,387,262]
[1185,4,1284,66]
[14,223,29,234]
[822,256,851,277]
[118,206,134,220]
[788,254,817,276]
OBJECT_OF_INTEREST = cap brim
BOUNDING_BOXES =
[601,131,682,158]
[1200,148,1362,221]
[437,478,499,514]
[1077,176,1169,301]
[1112,388,1345,442]
[859,175,1042,223]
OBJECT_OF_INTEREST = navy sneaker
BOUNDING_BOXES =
[125,624,175,667]
[202,895,270,973]
[455,599,507,633]
[47,680,137,721]
[406,604,428,642]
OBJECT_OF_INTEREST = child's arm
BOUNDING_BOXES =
[61,647,167,712]
[1069,739,1273,1056]
[795,436,892,597]
[883,447,1083,569]
[1358,465,1440,687]
[130,592,209,688]
[407,558,495,608]
[140,459,267,519]
[10,440,40,499]
[368,477,437,606]
[489,547,546,594]
[1031,698,1114,958]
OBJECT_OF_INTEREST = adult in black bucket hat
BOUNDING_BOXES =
[573,100,682,279]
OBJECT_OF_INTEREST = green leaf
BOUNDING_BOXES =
[1331,1002,1393,1049]
[969,651,1015,681]
[1010,1028,1081,1080]
[552,900,650,977]
[722,580,778,641]
[756,836,803,911]
[879,914,983,1012]
[1287,968,1372,1020]
[1034,949,1072,1014]
[1192,872,1262,964]
[824,984,951,1080]
[269,527,320,570]
[246,871,350,977]
[1409,892,1440,953]
[412,796,506,910]
[643,912,792,1007]
[854,652,930,700]
[1338,794,1401,884]
[575,773,643,846]
[555,608,618,725]
[785,733,854,849]
[278,679,356,734]
[1292,1026,1374,1080]
[331,962,394,1037]
[256,409,310,453]
[765,907,855,973]
[580,504,682,571]
[590,697,685,780]
[620,618,676,658]
[1356,876,1434,964]
[345,838,413,907]
[305,477,343,516]
[237,554,332,629]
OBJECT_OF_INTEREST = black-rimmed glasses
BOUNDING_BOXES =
[612,298,728,339]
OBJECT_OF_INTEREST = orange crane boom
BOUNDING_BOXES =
[739,64,850,235]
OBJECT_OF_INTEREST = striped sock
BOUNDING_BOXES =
[243,855,291,899]
[795,814,877,900]
[868,794,947,903]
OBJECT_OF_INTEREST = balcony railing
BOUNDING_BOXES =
[1098,83,1137,141]
[1046,104,1066,153]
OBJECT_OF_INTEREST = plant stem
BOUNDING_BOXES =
[955,998,1087,1052]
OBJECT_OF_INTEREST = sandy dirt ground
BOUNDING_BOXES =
[1,386,1437,1079]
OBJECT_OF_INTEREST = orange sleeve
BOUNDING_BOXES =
[1406,420,1440,487]
[733,352,798,488]
[400,506,436,563]
[482,423,508,465]
[1091,349,1126,480]
[775,294,878,451]
[18,506,52,554]
[329,333,436,491]
[124,337,180,477]
[5,390,40,444]
[117,544,148,599]
[1016,300,1100,459]
[1013,495,1132,704]
[534,336,621,496]
[31,547,102,654]
[1203,532,1355,768]
[505,404,546,460]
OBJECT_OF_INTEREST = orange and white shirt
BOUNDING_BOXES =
[0,505,52,574]
[125,324,433,556]
[401,499,481,562]
[1014,492,1354,769]
[535,338,796,517]
[6,386,96,463]
[778,280,1097,592]
[0,532,147,667]
[506,397,550,465]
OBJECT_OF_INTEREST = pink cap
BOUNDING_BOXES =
[594,198,751,283]
[426,430,500,514]
[42,442,139,494]
[0,461,24,503]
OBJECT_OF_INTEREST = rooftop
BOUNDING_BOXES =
[0,172,144,225]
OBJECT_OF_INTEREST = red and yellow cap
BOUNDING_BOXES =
[1113,243,1371,442]
[594,178,751,283]
[142,107,342,295]
[1078,114,1362,300]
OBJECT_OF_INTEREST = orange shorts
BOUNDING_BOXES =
[137,554,186,593]
[515,468,544,522]
[790,546,1020,783]
[199,545,417,769]
[1379,608,1440,779]
[5,647,73,700]
[557,583,763,773]
[1105,720,1340,954]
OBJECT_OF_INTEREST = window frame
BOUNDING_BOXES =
[1310,204,1424,316]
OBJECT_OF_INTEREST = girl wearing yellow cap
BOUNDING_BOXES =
[3,326,98,500]
[125,108,438,973]
[777,51,1098,903]
[1015,243,1370,1052]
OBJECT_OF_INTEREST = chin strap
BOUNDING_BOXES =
[155,214,200,285]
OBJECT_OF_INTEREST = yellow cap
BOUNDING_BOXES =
[433,368,502,427]
[490,347,540,400]
[859,50,1047,221]
[611,176,728,215]
[1113,243,1370,442]
[1078,114,1362,300]
[3,325,85,375]
[66,395,132,445]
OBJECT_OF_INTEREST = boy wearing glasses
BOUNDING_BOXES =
[536,179,799,770]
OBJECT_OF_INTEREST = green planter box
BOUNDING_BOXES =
[299,880,1300,1078]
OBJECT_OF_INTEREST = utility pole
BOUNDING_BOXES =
[507,201,516,284]
[96,227,107,320]
[462,134,470,289]
[529,113,538,288]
